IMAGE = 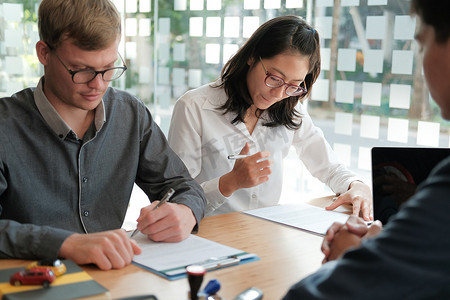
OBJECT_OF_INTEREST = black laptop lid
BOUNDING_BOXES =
[372,147,450,224]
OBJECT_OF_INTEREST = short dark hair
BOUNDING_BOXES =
[411,0,450,44]
[218,15,321,130]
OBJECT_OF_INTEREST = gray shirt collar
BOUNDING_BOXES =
[34,77,106,140]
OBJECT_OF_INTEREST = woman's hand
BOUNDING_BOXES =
[326,180,373,221]
[219,143,272,197]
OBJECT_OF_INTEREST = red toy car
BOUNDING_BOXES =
[10,268,56,288]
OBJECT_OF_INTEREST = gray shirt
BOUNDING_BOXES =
[0,78,206,259]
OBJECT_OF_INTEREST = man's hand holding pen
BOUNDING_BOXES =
[133,188,197,243]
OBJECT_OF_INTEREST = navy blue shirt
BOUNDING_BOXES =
[283,157,450,299]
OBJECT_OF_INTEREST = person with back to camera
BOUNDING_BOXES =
[168,15,372,220]
[283,0,450,298]
[0,0,206,270]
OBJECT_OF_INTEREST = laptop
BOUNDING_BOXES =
[371,147,450,224]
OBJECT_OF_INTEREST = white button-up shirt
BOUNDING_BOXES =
[168,83,359,216]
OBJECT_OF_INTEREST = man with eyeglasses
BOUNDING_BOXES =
[0,0,206,270]
[168,16,372,219]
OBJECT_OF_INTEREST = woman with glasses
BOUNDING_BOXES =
[168,15,372,219]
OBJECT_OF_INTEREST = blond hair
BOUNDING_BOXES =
[38,0,121,50]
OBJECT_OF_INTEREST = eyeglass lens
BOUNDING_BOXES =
[265,75,306,96]
[73,68,126,84]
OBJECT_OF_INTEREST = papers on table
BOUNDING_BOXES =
[243,203,350,236]
[132,233,258,280]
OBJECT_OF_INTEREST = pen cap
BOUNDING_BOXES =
[203,279,221,295]
[186,265,206,300]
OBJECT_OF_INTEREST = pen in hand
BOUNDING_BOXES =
[130,188,175,238]
[227,154,250,160]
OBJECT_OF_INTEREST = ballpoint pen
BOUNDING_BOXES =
[227,154,250,160]
[130,188,175,238]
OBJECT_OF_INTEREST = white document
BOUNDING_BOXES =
[132,233,254,278]
[243,203,350,236]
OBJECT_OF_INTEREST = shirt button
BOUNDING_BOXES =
[252,194,257,199]
[83,211,89,217]
[82,177,88,183]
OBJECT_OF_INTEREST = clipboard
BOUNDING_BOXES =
[131,234,259,280]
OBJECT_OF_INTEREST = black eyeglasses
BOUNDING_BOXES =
[259,57,307,97]
[52,51,127,84]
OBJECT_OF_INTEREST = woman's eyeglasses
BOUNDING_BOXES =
[259,57,307,97]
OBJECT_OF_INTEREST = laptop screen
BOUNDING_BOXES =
[372,147,450,224]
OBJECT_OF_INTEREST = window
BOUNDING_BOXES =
[1,0,447,203]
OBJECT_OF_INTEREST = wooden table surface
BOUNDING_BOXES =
[1,196,350,300]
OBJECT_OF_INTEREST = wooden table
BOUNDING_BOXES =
[1,196,350,300]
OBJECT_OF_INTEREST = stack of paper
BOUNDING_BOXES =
[244,203,350,235]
